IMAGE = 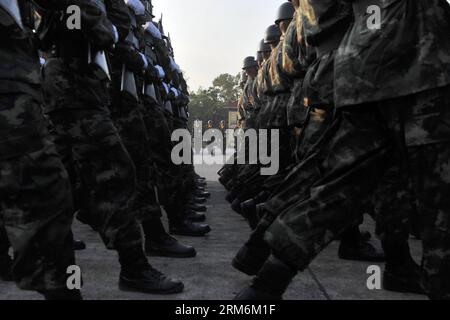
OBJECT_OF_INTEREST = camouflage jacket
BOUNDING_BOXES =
[37,0,118,111]
[300,0,352,56]
[335,0,450,107]
[0,0,41,99]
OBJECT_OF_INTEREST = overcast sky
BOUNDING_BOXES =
[152,0,282,91]
[153,0,450,91]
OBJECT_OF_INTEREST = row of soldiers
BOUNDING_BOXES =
[0,0,212,300]
[219,0,450,300]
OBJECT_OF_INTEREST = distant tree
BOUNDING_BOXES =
[188,73,239,131]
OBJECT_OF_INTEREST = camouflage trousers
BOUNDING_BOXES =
[110,95,161,220]
[231,128,293,202]
[141,103,186,221]
[0,94,75,292]
[47,107,142,251]
[264,85,450,300]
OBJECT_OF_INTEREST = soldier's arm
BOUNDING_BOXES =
[33,0,116,49]
[105,0,131,41]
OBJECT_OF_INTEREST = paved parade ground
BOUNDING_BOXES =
[0,161,428,300]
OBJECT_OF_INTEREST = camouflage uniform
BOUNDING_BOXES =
[0,0,75,292]
[108,5,161,221]
[140,24,192,223]
[38,0,142,251]
[264,0,450,299]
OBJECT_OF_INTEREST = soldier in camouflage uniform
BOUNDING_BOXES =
[141,15,211,238]
[36,0,183,294]
[236,0,450,300]
[0,0,78,299]
[107,1,197,258]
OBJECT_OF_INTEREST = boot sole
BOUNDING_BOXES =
[170,231,210,237]
[185,216,207,223]
[119,279,184,295]
[189,207,207,212]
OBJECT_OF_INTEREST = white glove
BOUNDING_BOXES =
[144,21,162,40]
[169,57,180,72]
[125,0,145,16]
[170,87,179,97]
[154,65,165,79]
[111,25,119,43]
[39,57,46,66]
[162,82,170,94]
[138,52,148,69]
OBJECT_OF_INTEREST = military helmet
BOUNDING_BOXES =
[264,24,281,44]
[257,39,271,53]
[242,56,258,70]
[275,2,295,25]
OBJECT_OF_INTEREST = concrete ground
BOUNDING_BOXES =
[0,160,427,300]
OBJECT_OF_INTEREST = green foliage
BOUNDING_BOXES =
[188,73,240,130]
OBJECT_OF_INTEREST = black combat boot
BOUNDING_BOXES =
[193,197,207,204]
[231,199,243,216]
[184,210,207,222]
[382,239,425,295]
[142,219,196,258]
[338,226,385,262]
[145,234,196,258]
[170,220,211,237]
[218,176,230,188]
[240,199,259,229]
[232,243,271,276]
[0,254,13,282]
[195,189,211,198]
[119,247,184,294]
[234,255,297,300]
[225,180,234,191]
[73,239,86,251]
[188,202,207,212]
[232,222,271,276]
[40,289,83,300]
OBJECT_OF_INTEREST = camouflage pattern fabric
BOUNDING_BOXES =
[47,107,142,251]
[335,0,450,108]
[110,95,162,221]
[264,86,450,300]
[0,93,75,292]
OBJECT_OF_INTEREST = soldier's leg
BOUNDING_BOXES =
[0,94,77,298]
[144,105,210,236]
[409,143,450,300]
[236,106,395,299]
[48,108,183,294]
[0,225,12,281]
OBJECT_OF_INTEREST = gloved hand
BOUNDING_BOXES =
[154,65,166,79]
[138,52,148,70]
[125,0,145,16]
[111,25,119,44]
[169,57,180,72]
[144,21,162,40]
